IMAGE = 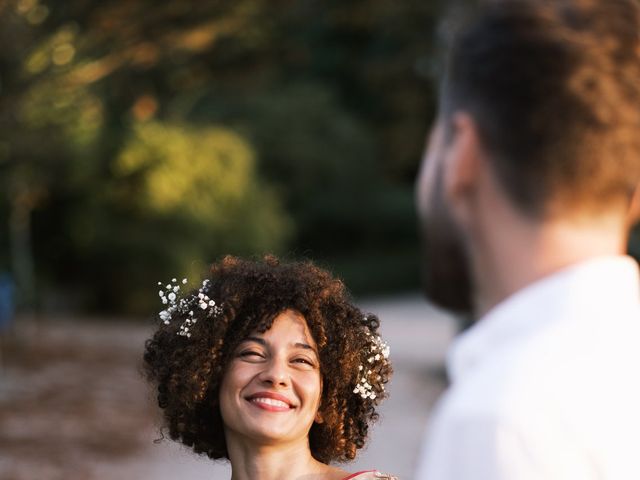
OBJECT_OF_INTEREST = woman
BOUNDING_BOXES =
[144,255,396,480]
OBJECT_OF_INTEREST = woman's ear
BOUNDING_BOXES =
[314,410,324,424]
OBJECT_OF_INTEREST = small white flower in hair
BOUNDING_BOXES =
[353,316,390,403]
[156,276,224,338]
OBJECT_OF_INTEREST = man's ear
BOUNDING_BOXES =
[443,112,483,207]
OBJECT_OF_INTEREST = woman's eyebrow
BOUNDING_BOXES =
[294,342,317,354]
[241,337,316,353]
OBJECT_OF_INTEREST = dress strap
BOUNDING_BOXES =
[341,471,377,480]
[341,471,398,480]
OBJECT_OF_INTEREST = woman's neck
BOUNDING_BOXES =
[227,437,345,480]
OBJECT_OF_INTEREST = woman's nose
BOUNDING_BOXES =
[258,356,290,387]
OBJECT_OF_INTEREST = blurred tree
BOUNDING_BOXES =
[0,1,85,310]
[1,0,448,311]
[113,122,290,257]
[185,82,422,292]
[1,0,298,311]
[92,122,290,312]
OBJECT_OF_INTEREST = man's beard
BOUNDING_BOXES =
[419,170,474,317]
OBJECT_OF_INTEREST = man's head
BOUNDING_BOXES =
[417,0,640,313]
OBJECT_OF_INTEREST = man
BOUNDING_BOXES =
[415,0,640,478]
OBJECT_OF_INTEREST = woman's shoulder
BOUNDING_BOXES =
[341,470,398,480]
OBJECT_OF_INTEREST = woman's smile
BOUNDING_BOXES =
[246,391,296,411]
[219,309,323,444]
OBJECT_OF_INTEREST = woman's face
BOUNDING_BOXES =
[219,309,323,448]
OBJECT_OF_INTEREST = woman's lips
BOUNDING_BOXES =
[245,391,295,412]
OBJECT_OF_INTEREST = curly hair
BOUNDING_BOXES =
[143,255,392,464]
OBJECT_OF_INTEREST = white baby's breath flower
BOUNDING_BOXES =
[156,276,223,338]
[353,321,390,402]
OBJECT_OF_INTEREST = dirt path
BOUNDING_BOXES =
[0,296,456,480]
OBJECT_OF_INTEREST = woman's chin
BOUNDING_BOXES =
[237,417,312,445]
[244,428,300,445]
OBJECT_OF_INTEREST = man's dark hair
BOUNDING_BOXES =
[441,0,640,216]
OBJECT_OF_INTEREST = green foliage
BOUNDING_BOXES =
[1,0,445,313]
[187,83,377,244]
[185,82,422,292]
[88,122,291,312]
[115,121,291,254]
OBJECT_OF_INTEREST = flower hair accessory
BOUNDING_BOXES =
[157,277,223,337]
[353,321,390,402]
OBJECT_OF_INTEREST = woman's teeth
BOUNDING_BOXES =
[251,397,290,408]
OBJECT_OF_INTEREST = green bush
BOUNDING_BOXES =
[73,122,292,312]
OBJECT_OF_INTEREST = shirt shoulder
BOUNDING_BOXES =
[425,306,640,479]
[446,302,640,422]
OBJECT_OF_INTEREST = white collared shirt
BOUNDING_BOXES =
[415,256,640,480]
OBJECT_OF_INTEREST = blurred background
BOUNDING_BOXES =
[0,0,445,315]
[1,0,639,478]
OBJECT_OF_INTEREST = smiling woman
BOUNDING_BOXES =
[143,255,396,480]
[219,311,324,451]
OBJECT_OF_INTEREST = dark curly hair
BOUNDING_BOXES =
[143,255,392,464]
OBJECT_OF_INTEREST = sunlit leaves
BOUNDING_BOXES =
[24,24,79,75]
[114,121,291,252]
[19,79,103,147]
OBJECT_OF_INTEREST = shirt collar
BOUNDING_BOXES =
[447,255,640,382]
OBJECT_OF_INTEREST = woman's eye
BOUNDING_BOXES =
[292,357,314,366]
[239,351,263,359]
